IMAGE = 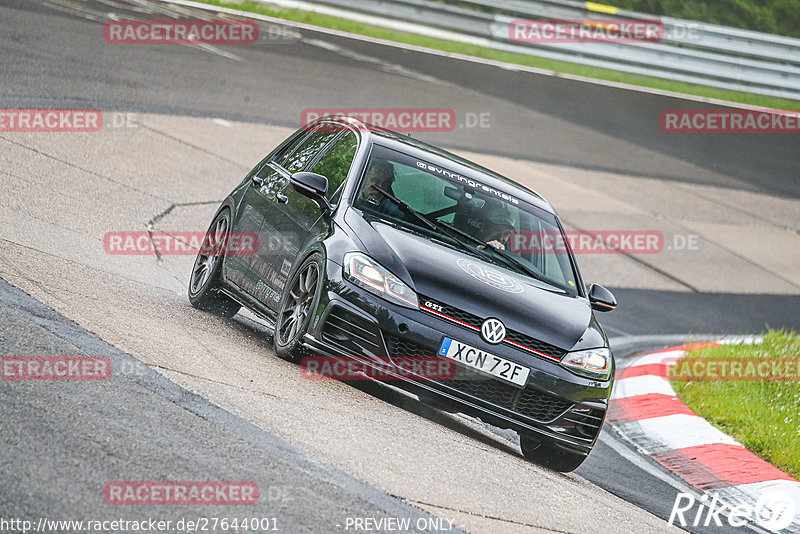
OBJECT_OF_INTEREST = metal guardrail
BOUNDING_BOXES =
[297,0,800,101]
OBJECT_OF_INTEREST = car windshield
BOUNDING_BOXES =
[353,146,579,296]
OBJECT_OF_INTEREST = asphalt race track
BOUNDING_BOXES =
[0,277,448,532]
[1,1,798,533]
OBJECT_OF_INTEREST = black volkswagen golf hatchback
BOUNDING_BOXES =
[189,116,617,472]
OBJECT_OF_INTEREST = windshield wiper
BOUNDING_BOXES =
[423,216,549,287]
[488,246,560,289]
[375,187,504,261]
[372,186,486,260]
[372,186,558,288]
[371,186,438,232]
[430,218,485,247]
[432,219,557,288]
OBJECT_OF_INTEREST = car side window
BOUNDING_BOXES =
[309,130,358,202]
[282,126,341,173]
[273,130,312,169]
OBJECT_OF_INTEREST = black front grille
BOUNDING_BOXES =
[382,335,427,358]
[418,295,566,360]
[321,307,383,356]
[385,335,571,422]
[384,335,437,358]
[425,300,483,329]
[517,388,573,422]
[504,331,566,359]
[561,408,605,439]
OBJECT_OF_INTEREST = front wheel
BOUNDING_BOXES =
[188,208,241,318]
[274,253,323,362]
[520,436,587,472]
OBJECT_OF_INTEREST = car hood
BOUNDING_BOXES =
[346,213,595,351]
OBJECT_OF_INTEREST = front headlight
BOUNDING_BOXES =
[343,252,419,309]
[561,347,611,380]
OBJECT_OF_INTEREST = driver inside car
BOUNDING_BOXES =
[478,203,516,251]
[357,159,406,219]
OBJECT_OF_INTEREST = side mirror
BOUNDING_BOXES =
[291,172,332,213]
[588,283,617,312]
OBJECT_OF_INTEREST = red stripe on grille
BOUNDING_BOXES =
[422,305,560,362]
[421,306,479,331]
[503,338,560,362]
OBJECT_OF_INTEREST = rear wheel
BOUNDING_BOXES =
[520,436,586,472]
[274,253,323,362]
[188,208,241,318]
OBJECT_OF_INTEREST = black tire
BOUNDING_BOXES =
[520,436,587,472]
[274,253,323,362]
[188,208,241,318]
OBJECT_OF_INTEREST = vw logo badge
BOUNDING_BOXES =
[481,318,506,344]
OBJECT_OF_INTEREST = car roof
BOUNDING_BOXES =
[325,116,556,214]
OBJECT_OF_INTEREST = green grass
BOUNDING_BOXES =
[192,0,800,110]
[609,0,800,40]
[670,330,800,480]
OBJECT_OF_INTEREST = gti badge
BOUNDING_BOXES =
[481,318,506,344]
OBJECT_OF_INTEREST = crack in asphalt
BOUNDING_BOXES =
[124,199,281,387]
[145,199,220,288]
[148,200,219,226]
[148,363,283,398]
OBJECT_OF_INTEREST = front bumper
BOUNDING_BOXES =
[303,264,612,455]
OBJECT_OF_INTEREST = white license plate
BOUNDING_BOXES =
[438,337,530,387]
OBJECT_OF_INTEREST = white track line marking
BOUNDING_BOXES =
[611,375,676,399]
[614,413,741,454]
